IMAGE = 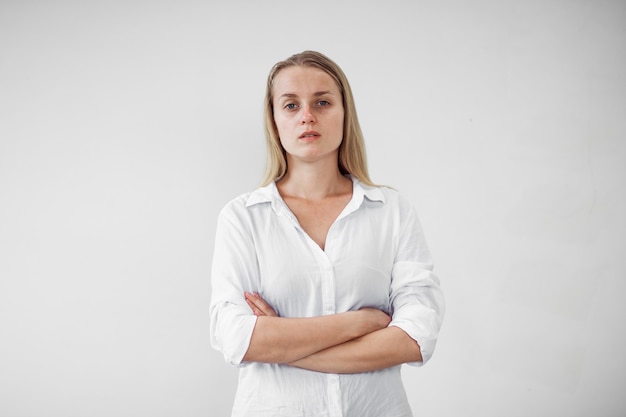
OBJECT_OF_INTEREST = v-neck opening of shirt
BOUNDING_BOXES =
[273,177,363,253]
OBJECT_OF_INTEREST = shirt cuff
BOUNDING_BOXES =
[389,310,440,367]
[212,310,258,367]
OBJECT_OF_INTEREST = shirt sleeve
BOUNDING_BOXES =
[209,203,259,367]
[388,201,445,366]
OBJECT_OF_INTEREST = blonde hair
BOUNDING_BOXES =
[261,50,375,186]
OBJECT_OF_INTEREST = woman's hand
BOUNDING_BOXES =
[357,307,392,332]
[245,291,278,317]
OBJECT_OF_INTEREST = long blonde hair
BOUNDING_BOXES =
[261,50,375,186]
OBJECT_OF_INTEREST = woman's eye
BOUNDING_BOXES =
[318,100,330,107]
[284,103,298,110]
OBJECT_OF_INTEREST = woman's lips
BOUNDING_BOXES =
[299,131,320,140]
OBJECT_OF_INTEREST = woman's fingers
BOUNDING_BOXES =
[245,291,278,317]
[245,296,262,316]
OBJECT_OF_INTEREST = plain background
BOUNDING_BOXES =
[1,1,624,416]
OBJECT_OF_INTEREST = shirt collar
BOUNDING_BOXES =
[245,176,385,209]
[245,182,278,207]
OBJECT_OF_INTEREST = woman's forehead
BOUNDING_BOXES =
[272,66,340,96]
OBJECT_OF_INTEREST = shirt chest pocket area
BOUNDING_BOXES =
[333,260,392,313]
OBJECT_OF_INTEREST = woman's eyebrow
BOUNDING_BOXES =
[278,91,334,99]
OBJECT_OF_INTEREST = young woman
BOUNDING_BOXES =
[210,50,445,417]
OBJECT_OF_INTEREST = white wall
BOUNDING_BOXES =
[1,1,624,416]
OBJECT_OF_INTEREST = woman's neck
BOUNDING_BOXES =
[277,158,351,200]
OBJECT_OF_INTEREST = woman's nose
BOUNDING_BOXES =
[300,106,316,124]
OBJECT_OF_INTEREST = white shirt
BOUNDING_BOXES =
[210,177,444,417]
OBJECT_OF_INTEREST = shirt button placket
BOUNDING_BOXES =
[318,253,342,416]
[327,373,342,417]
[320,263,335,316]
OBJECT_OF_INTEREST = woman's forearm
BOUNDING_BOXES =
[288,326,422,374]
[242,309,391,364]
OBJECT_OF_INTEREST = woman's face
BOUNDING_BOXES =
[272,66,344,166]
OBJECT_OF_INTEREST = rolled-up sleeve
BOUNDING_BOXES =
[388,202,445,366]
[209,203,259,367]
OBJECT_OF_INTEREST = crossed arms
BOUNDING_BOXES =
[242,291,422,374]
